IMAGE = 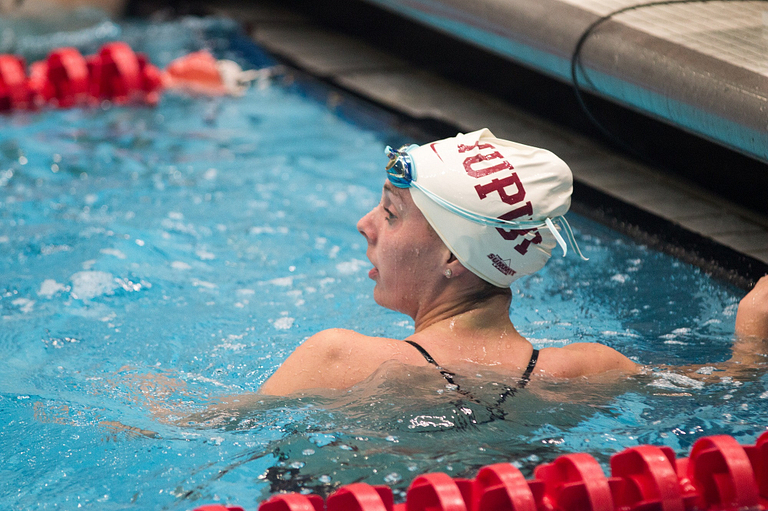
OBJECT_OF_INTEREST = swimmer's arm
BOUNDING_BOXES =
[619,278,768,379]
[531,278,767,381]
[735,276,768,340]
[709,276,768,372]
[258,328,397,396]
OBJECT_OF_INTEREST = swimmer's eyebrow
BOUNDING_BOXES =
[383,181,403,197]
[382,182,406,207]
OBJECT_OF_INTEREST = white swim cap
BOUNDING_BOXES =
[386,128,578,287]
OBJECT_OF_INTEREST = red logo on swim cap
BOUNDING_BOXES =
[429,142,443,161]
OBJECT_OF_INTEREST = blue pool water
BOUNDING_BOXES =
[1,16,766,511]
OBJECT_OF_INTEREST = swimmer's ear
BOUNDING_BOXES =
[444,252,470,278]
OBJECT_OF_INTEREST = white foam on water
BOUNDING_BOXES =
[70,271,117,300]
[38,279,68,298]
[100,248,126,259]
[12,298,35,313]
[192,280,217,289]
[649,371,705,390]
[273,317,295,330]
[336,259,368,275]
[268,277,293,287]
[196,250,215,260]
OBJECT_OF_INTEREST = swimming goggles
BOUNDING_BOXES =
[385,145,588,260]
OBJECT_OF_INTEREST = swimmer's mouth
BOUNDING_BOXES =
[366,253,377,279]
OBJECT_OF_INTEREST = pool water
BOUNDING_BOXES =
[1,16,766,511]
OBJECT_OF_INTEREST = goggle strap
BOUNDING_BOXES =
[555,216,589,261]
[412,182,547,230]
[546,217,568,258]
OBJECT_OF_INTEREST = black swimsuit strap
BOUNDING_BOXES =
[404,339,438,365]
[404,340,539,425]
[404,340,459,387]
[520,348,539,385]
[404,340,539,388]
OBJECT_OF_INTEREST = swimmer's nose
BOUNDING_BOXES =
[357,209,375,243]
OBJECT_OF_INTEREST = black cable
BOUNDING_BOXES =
[570,0,768,157]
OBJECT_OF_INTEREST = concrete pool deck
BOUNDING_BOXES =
[207,1,768,282]
[357,0,768,167]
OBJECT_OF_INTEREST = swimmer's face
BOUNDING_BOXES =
[357,181,450,318]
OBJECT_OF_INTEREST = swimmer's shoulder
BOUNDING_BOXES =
[259,328,427,396]
[535,342,640,378]
[299,328,424,360]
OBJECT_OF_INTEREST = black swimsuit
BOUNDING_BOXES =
[404,340,539,425]
[404,340,539,388]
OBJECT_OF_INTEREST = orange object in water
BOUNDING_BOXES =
[162,50,229,96]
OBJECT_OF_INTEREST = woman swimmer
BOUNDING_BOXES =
[259,129,768,397]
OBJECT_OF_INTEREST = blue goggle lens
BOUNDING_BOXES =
[385,145,413,188]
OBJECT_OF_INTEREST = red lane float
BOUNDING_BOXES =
[0,42,253,112]
[472,463,536,511]
[260,494,324,511]
[609,445,685,511]
[88,42,148,104]
[745,432,768,507]
[33,47,90,107]
[193,506,246,511]
[406,473,472,511]
[533,452,617,511]
[0,55,31,111]
[191,431,768,511]
[326,483,394,511]
[686,435,760,510]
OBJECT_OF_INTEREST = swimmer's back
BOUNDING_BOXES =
[259,328,638,396]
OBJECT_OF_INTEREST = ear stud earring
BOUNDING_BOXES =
[444,269,452,278]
